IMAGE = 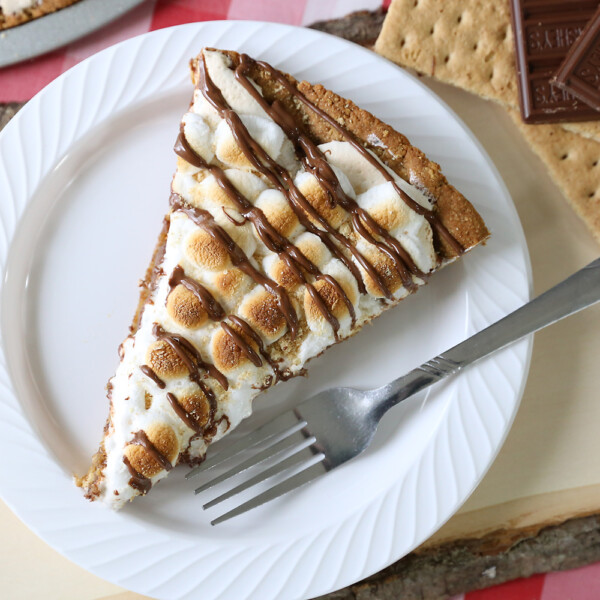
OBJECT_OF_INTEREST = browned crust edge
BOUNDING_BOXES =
[0,0,81,30]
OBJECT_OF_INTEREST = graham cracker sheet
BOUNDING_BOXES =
[509,109,600,244]
[374,0,600,142]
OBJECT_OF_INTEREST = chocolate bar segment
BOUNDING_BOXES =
[509,0,600,123]
[553,5,600,112]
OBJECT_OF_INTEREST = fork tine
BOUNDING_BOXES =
[203,447,317,509]
[194,431,315,495]
[211,460,327,525]
[186,412,305,479]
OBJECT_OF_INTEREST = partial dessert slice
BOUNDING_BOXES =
[0,0,81,30]
[77,48,489,508]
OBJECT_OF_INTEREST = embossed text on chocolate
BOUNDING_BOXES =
[527,24,584,54]
[533,80,580,108]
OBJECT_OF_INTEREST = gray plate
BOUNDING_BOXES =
[0,0,145,68]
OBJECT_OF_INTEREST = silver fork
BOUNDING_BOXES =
[188,258,600,525]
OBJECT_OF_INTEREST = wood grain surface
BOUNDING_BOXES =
[1,9,599,600]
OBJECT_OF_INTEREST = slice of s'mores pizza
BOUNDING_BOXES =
[76,48,489,508]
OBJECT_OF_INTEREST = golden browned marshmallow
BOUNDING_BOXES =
[215,129,253,169]
[189,174,240,211]
[265,257,302,291]
[186,229,230,271]
[211,326,259,373]
[212,268,253,303]
[295,232,331,268]
[263,232,333,291]
[178,391,212,430]
[367,196,411,234]
[304,269,358,325]
[123,423,179,478]
[357,244,405,298]
[239,288,288,343]
[166,284,208,329]
[296,173,346,230]
[144,391,152,410]
[146,340,189,380]
[192,169,209,185]
[255,189,302,238]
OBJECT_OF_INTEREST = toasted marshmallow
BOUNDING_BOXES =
[319,140,432,210]
[182,112,214,164]
[354,238,410,300]
[166,284,208,329]
[357,181,437,274]
[294,171,347,230]
[295,232,332,268]
[255,189,303,239]
[238,287,288,344]
[123,423,179,478]
[215,114,288,168]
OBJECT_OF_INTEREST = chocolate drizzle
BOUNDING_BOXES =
[166,391,217,438]
[222,206,247,225]
[175,127,321,337]
[242,54,464,257]
[139,365,166,389]
[169,189,299,339]
[230,56,427,293]
[123,455,151,494]
[187,58,357,335]
[217,414,231,432]
[153,323,229,391]
[130,430,173,471]
[168,265,225,321]
[166,392,200,432]
[220,321,263,367]
[228,315,282,380]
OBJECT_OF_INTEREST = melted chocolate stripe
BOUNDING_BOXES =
[167,248,276,368]
[153,323,229,391]
[123,455,152,494]
[277,248,341,341]
[167,392,201,433]
[198,59,354,341]
[168,265,225,321]
[248,55,464,257]
[169,178,298,339]
[197,60,356,325]
[230,62,398,299]
[234,58,420,293]
[297,134,419,291]
[220,321,263,366]
[226,125,358,327]
[130,430,173,471]
[228,315,282,379]
[195,56,348,336]
[139,365,166,389]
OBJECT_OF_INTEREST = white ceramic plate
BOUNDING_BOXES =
[0,21,532,600]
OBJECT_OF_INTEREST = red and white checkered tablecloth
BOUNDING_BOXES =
[1,1,599,599]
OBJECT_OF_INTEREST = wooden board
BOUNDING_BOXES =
[1,10,600,599]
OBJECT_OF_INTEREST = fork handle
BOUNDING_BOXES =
[374,257,600,415]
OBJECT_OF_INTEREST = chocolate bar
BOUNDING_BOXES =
[554,5,600,112]
[509,0,600,123]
